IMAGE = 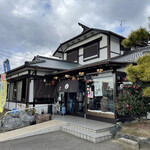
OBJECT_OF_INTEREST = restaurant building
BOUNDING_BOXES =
[5,23,150,123]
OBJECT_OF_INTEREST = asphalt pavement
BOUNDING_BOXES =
[0,131,123,150]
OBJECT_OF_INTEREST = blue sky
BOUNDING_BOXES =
[0,0,150,73]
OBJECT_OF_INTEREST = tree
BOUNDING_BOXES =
[126,53,150,96]
[115,54,150,121]
[121,28,150,48]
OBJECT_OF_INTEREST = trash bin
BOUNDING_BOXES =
[61,107,66,115]
[48,105,53,115]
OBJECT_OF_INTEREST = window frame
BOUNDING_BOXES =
[66,49,79,63]
[83,40,99,62]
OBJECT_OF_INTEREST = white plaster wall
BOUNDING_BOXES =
[10,74,18,79]
[16,103,26,110]
[121,51,124,55]
[100,34,107,47]
[4,102,9,109]
[29,80,34,103]
[64,53,67,60]
[66,33,107,51]
[147,113,150,119]
[79,48,83,55]
[100,48,107,60]
[111,53,119,58]
[34,104,49,114]
[110,35,120,54]
[7,71,28,80]
[117,67,126,72]
[36,71,51,76]
[19,71,28,76]
[8,102,16,110]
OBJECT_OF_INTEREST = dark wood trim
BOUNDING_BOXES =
[77,49,79,63]
[7,64,64,76]
[107,35,110,59]
[79,54,83,57]
[29,102,54,105]
[25,71,30,104]
[83,37,102,47]
[7,75,29,82]
[83,55,99,62]
[84,77,88,116]
[110,51,120,55]
[113,70,117,121]
[55,51,64,54]
[99,46,107,50]
[15,101,26,104]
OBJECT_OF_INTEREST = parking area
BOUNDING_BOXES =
[0,131,123,150]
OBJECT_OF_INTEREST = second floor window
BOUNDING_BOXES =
[83,41,99,61]
[67,50,78,63]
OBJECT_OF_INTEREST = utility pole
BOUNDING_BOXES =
[117,19,126,30]
[115,19,126,35]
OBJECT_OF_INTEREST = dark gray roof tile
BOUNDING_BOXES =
[28,55,81,70]
[110,46,150,63]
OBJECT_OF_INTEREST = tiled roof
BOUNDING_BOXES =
[110,46,150,63]
[27,55,81,70]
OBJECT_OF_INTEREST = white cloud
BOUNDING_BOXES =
[0,0,150,73]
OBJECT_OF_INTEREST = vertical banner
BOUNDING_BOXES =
[0,74,7,113]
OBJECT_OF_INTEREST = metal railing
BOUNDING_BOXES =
[2,104,61,133]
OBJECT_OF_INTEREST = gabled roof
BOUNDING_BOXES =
[6,55,81,75]
[53,23,126,57]
[27,55,81,70]
[110,46,150,63]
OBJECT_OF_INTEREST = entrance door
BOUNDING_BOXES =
[66,93,76,114]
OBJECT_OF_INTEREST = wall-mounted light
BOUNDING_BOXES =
[43,79,46,82]
[79,72,84,76]
[65,74,70,78]
[54,76,58,80]
[97,69,103,73]
[72,76,76,80]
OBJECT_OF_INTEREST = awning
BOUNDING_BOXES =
[58,80,79,93]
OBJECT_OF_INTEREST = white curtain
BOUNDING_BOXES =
[9,82,14,101]
[17,81,22,101]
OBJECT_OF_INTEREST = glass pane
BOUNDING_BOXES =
[87,76,114,114]
[67,93,76,113]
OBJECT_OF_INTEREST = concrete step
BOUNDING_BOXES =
[68,122,113,133]
[61,125,112,143]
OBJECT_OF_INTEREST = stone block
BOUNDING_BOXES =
[35,114,51,124]
[118,137,139,150]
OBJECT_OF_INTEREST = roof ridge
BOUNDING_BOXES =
[35,55,80,64]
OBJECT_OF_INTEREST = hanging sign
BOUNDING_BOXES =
[0,74,7,113]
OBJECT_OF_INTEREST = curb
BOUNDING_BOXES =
[116,132,150,150]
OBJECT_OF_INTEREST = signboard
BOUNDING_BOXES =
[94,81,103,96]
[88,91,93,98]
[58,80,78,93]
[0,74,7,113]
